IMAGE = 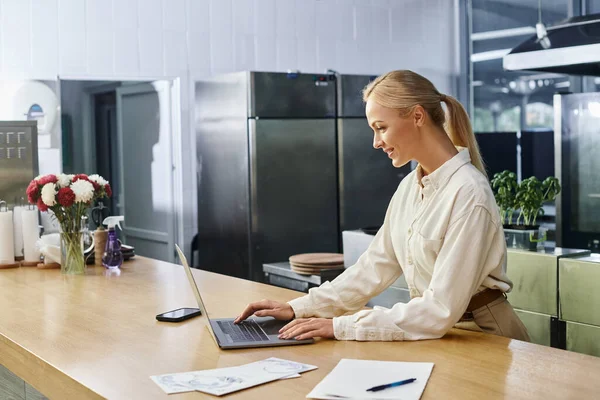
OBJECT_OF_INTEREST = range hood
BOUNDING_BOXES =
[503,13,600,76]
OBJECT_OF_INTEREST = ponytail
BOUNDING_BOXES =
[442,94,487,179]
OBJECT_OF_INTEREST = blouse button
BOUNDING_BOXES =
[408,227,412,235]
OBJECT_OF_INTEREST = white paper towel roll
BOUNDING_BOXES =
[22,208,41,262]
[0,211,15,264]
[13,206,24,257]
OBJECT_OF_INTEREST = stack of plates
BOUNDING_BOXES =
[289,253,344,275]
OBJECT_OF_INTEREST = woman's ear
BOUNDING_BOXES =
[413,105,425,127]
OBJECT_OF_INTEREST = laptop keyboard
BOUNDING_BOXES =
[217,320,270,343]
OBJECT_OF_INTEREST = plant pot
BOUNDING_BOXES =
[503,227,546,251]
[60,231,86,275]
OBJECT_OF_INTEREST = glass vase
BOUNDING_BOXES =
[60,231,86,275]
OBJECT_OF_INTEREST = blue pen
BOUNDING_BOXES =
[366,378,417,392]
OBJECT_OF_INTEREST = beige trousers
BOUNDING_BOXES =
[455,296,531,342]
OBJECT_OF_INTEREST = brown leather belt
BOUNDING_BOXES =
[460,289,506,321]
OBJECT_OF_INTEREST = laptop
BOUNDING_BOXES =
[175,245,314,349]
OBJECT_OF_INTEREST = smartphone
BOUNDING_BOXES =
[156,307,202,322]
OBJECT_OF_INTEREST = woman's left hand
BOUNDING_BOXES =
[278,318,334,340]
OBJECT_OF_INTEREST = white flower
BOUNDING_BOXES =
[56,173,72,188]
[88,174,108,186]
[70,180,95,203]
[41,183,57,206]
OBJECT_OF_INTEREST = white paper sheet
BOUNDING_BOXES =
[151,357,317,396]
[307,359,434,400]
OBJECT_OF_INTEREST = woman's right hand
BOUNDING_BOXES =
[234,299,295,324]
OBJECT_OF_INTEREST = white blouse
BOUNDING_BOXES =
[288,148,512,341]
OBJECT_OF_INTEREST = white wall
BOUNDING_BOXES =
[0,0,460,256]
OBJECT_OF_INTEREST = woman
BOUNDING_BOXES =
[235,70,530,342]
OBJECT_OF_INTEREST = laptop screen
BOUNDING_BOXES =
[175,244,219,345]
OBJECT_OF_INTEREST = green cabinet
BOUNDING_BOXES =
[0,364,48,400]
[507,250,558,315]
[506,248,589,315]
[559,255,600,326]
[559,255,600,358]
[506,248,590,351]
[0,364,47,400]
[0,364,24,400]
[566,321,600,358]
[514,309,552,347]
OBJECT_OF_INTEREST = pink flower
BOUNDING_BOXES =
[104,184,112,198]
[26,180,39,204]
[57,187,76,207]
[37,198,48,212]
[72,174,90,183]
[38,174,58,186]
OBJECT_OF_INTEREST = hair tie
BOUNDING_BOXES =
[440,94,447,102]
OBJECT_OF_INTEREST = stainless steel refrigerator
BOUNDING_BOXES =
[337,74,410,233]
[195,72,339,280]
[195,72,411,281]
[554,92,600,251]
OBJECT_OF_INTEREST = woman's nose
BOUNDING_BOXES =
[373,133,383,149]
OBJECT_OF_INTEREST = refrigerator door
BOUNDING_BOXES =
[249,72,336,118]
[338,74,376,117]
[249,119,339,280]
[195,75,251,278]
[338,118,409,232]
[555,92,600,250]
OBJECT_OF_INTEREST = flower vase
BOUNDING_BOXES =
[60,231,86,274]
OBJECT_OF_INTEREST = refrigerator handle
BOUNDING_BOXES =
[248,118,259,234]
[553,93,563,247]
[337,119,345,229]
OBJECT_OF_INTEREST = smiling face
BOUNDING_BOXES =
[365,98,423,168]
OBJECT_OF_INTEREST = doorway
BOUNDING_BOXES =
[59,79,179,263]
[94,90,117,217]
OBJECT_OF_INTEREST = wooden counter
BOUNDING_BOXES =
[1,257,600,399]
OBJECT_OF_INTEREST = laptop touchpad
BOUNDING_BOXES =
[255,318,288,335]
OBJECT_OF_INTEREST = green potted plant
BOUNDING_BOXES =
[491,171,561,250]
[514,176,560,227]
[490,170,518,226]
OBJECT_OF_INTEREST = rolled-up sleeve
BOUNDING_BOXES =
[288,201,403,320]
[333,205,504,341]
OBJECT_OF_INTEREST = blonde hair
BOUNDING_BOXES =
[363,70,486,178]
